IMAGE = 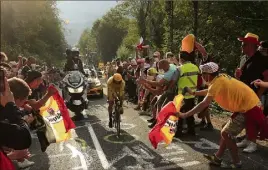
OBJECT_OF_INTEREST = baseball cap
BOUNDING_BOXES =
[147,68,157,75]
[238,33,260,45]
[199,62,219,74]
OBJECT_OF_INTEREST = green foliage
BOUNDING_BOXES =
[78,1,268,73]
[117,20,140,60]
[78,6,129,62]
[1,1,66,67]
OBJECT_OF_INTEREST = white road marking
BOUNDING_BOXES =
[140,116,149,123]
[166,145,184,150]
[180,138,219,150]
[71,129,78,138]
[155,161,200,170]
[66,144,87,170]
[59,142,64,152]
[180,161,200,167]
[198,138,219,149]
[86,122,109,169]
[160,151,187,156]
[170,157,185,162]
[49,153,71,158]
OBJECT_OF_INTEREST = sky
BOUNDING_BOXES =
[57,1,117,46]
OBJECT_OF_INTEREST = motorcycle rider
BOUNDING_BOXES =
[63,48,88,121]
[64,48,86,75]
[107,73,125,128]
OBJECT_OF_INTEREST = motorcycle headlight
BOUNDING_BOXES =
[67,86,84,93]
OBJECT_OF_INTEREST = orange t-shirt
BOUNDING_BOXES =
[207,74,260,113]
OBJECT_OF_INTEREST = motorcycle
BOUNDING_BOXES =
[62,70,88,119]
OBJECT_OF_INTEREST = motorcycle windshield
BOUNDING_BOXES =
[68,73,81,85]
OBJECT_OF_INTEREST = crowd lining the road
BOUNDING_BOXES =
[0,32,268,169]
[104,33,268,169]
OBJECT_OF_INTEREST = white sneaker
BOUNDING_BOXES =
[243,142,257,153]
[17,159,35,169]
[237,139,249,148]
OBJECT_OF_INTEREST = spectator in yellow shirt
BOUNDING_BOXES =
[178,62,267,169]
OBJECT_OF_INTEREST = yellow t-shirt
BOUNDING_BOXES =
[207,74,260,113]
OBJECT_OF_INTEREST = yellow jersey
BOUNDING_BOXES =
[107,76,125,101]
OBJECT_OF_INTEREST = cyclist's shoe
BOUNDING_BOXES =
[108,120,112,128]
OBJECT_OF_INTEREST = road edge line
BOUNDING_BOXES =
[87,122,110,169]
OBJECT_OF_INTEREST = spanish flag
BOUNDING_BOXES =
[39,85,75,143]
[149,95,184,149]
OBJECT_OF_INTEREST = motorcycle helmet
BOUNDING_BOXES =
[71,47,80,57]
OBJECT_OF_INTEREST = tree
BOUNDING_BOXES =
[1,1,67,66]
[78,6,129,62]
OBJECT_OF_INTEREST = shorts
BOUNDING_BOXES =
[222,113,245,137]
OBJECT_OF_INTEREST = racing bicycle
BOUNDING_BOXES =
[112,93,122,138]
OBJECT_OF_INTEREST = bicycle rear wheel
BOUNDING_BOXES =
[116,112,120,138]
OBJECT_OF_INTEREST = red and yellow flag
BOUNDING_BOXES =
[149,94,184,149]
[39,85,75,143]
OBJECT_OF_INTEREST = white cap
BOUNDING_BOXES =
[199,62,219,74]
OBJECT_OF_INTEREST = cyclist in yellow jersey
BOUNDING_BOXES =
[107,73,125,128]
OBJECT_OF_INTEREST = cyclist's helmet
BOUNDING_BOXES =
[113,73,122,83]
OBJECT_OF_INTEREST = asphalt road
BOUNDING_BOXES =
[26,83,268,170]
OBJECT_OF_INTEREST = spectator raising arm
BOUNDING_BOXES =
[27,87,57,110]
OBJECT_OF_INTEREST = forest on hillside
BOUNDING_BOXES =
[1,1,67,66]
[78,0,268,73]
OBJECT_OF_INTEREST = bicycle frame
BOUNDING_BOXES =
[112,94,121,138]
